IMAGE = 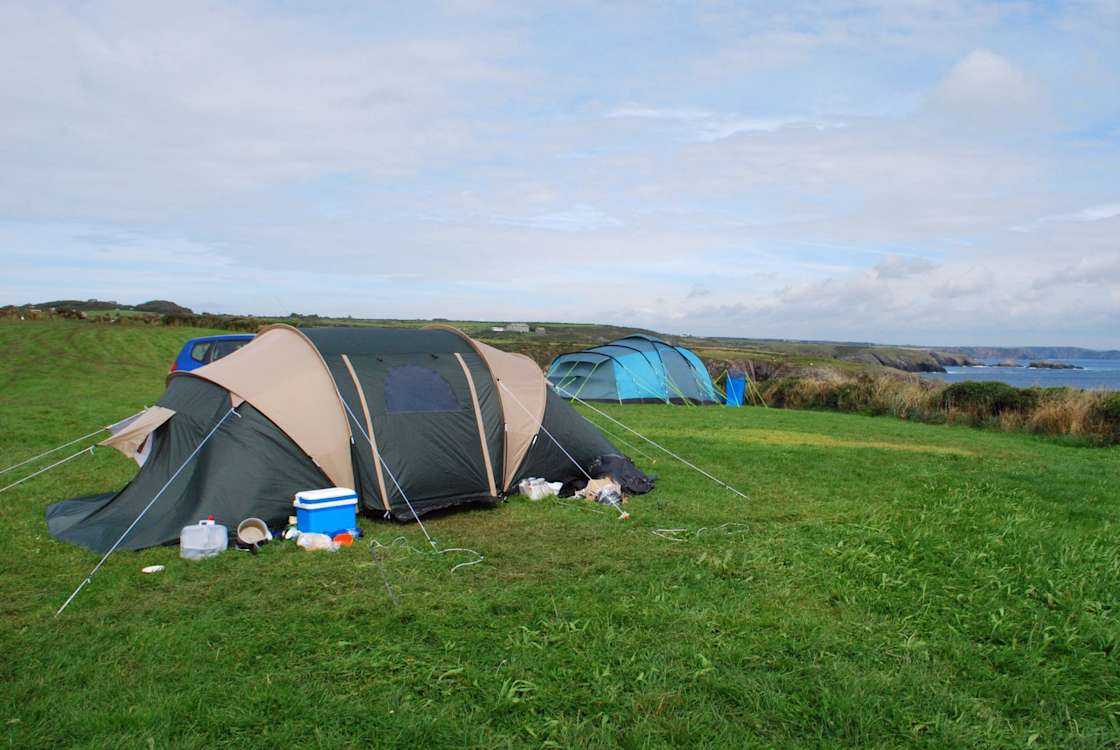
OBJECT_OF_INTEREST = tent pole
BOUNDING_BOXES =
[611,358,671,405]
[570,359,604,401]
[750,377,768,408]
[671,345,718,403]
[56,406,238,617]
[547,360,582,396]
[746,361,768,407]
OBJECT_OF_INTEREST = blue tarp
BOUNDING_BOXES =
[725,373,747,406]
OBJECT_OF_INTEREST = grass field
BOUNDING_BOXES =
[1,320,1118,748]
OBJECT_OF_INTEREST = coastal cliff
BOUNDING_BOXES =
[837,349,977,373]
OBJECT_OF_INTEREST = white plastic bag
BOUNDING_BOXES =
[518,477,562,500]
[296,532,339,552]
[577,478,623,504]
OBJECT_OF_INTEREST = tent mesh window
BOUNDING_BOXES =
[384,365,462,414]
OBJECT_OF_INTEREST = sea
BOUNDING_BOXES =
[921,358,1120,391]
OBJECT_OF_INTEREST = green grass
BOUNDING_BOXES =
[1,320,1118,748]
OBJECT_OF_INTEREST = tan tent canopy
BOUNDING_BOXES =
[100,406,176,461]
[183,325,354,490]
[424,325,547,489]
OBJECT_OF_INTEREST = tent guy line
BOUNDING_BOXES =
[498,381,595,485]
[552,383,750,500]
[0,426,109,476]
[55,406,239,617]
[497,379,628,518]
[0,445,95,495]
[337,391,485,573]
[586,420,657,463]
[336,393,437,548]
[0,411,151,476]
[0,407,155,494]
[369,542,400,605]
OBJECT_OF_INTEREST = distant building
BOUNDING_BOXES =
[534,327,546,334]
[507,323,530,333]
[491,326,505,332]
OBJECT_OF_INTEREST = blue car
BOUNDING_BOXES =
[170,334,254,372]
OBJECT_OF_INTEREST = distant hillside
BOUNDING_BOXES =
[35,299,121,311]
[132,300,194,315]
[29,299,194,315]
[5,299,1115,375]
[946,346,1120,361]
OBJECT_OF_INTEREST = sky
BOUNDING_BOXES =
[1,1,1117,348]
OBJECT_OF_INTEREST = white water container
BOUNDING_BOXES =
[179,517,228,560]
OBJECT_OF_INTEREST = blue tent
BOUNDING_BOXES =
[547,335,719,404]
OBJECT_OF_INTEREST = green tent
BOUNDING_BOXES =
[48,325,620,552]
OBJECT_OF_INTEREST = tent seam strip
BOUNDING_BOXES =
[341,354,391,513]
[454,352,498,497]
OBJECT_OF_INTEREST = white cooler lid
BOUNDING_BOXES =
[294,487,357,503]
[293,497,357,510]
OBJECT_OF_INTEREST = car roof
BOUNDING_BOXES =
[185,334,255,344]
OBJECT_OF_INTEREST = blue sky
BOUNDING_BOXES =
[1,0,1117,347]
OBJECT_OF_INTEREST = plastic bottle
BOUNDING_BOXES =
[180,516,229,560]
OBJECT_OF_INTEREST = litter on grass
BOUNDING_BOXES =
[518,477,562,500]
[576,478,623,504]
[297,532,339,552]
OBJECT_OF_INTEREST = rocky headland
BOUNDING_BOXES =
[1028,360,1083,370]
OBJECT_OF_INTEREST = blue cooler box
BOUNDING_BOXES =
[294,488,358,535]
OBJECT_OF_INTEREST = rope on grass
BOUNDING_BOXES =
[651,523,750,542]
[368,536,485,574]
[370,544,400,605]
[0,446,96,495]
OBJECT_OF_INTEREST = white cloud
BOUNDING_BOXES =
[932,269,996,299]
[922,48,1050,131]
[875,255,938,279]
[489,205,623,232]
[1012,201,1120,232]
[1032,254,1120,289]
[606,106,844,141]
[686,284,711,300]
